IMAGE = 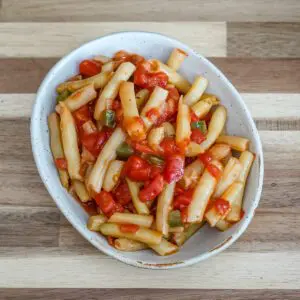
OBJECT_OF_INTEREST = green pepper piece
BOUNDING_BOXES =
[168,210,183,227]
[116,142,134,159]
[102,110,116,128]
[147,155,165,166]
[56,90,72,103]
[191,120,207,133]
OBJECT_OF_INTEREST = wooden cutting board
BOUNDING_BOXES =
[1,1,300,299]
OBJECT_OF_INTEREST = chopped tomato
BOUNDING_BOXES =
[191,129,206,144]
[173,189,194,210]
[163,154,185,184]
[55,158,67,170]
[123,155,152,181]
[214,198,230,216]
[107,236,115,246]
[198,152,213,165]
[114,202,125,213]
[207,163,222,179]
[81,130,107,157]
[175,184,185,196]
[160,138,179,156]
[139,174,164,202]
[134,63,168,89]
[73,105,91,128]
[180,207,188,223]
[114,182,132,206]
[113,50,130,62]
[167,86,180,102]
[132,141,157,155]
[190,110,199,122]
[130,54,145,66]
[79,59,102,77]
[94,191,116,216]
[119,224,140,233]
[150,165,164,179]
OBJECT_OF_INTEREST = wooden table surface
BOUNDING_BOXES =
[1,1,300,299]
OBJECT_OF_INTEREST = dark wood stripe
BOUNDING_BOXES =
[228,22,300,57]
[1,1,299,22]
[255,119,300,131]
[0,206,60,247]
[1,58,300,93]
[210,57,300,93]
[1,289,300,300]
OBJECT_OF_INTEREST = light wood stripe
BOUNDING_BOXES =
[1,289,300,300]
[0,251,299,288]
[2,58,300,93]
[0,22,226,57]
[228,22,300,58]
[3,93,300,123]
[1,0,299,22]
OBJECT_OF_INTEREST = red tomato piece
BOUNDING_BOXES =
[139,174,164,202]
[214,198,230,216]
[198,152,213,165]
[150,165,164,179]
[180,207,188,223]
[163,154,185,184]
[127,168,152,181]
[206,163,222,179]
[191,129,206,144]
[175,184,185,196]
[119,224,140,233]
[94,191,116,216]
[81,131,107,157]
[147,72,168,89]
[132,142,157,155]
[130,54,145,66]
[190,110,199,122]
[73,105,91,128]
[114,182,132,206]
[160,138,179,156]
[79,59,102,77]
[114,202,125,213]
[55,158,67,170]
[124,155,152,181]
[173,189,194,210]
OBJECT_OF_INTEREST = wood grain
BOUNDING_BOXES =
[1,251,300,288]
[228,22,300,57]
[0,206,60,247]
[1,0,299,22]
[1,289,300,300]
[0,22,226,57]
[1,58,300,93]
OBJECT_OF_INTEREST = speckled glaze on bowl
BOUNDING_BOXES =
[31,32,264,269]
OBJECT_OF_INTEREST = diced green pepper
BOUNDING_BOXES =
[116,142,134,159]
[56,90,72,103]
[168,210,183,227]
[191,120,207,133]
[147,155,165,166]
[102,110,116,128]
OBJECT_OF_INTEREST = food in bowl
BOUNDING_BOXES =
[48,48,254,256]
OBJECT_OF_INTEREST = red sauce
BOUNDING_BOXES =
[214,198,230,216]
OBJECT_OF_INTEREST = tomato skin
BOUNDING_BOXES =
[173,189,194,210]
[94,191,116,215]
[119,224,140,233]
[191,129,206,144]
[114,182,132,206]
[198,152,213,165]
[160,138,179,156]
[206,163,222,179]
[79,59,102,77]
[123,155,152,181]
[55,158,67,170]
[81,130,108,157]
[73,105,91,128]
[134,64,168,89]
[132,141,157,155]
[150,165,164,179]
[139,174,164,202]
[214,198,230,216]
[163,154,185,184]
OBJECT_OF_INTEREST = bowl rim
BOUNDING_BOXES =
[31,31,264,269]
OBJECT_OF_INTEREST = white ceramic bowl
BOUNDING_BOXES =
[31,31,264,269]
